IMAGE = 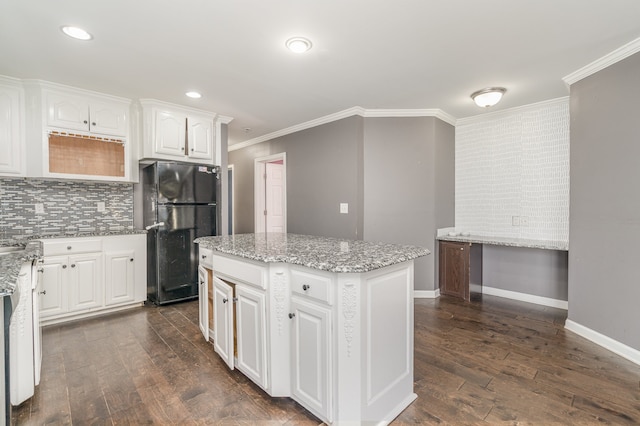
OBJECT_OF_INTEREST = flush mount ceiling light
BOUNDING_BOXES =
[60,26,93,41]
[185,91,202,99]
[471,87,507,108]
[285,37,312,53]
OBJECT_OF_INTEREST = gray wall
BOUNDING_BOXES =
[362,117,455,291]
[568,52,640,350]
[483,246,568,300]
[229,116,363,239]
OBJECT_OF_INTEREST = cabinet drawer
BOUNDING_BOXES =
[211,254,266,289]
[290,267,333,305]
[199,247,213,268]
[43,239,102,256]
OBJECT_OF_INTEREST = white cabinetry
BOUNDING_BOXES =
[45,91,128,136]
[0,76,25,176]
[198,265,209,341]
[139,99,216,164]
[39,234,146,325]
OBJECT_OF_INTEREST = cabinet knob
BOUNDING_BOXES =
[201,255,207,259]
[288,313,295,319]
[67,246,72,250]
[92,122,96,126]
[181,147,185,151]
[200,280,204,285]
[130,258,134,262]
[83,120,88,124]
[71,264,76,268]
[302,284,310,291]
[39,290,46,295]
[222,297,228,304]
[460,247,464,251]
[62,264,67,269]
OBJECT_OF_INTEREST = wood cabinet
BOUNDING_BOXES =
[0,77,24,176]
[439,240,470,301]
[39,234,146,325]
[139,99,215,164]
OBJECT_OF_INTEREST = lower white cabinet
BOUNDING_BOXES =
[213,276,235,369]
[197,265,209,341]
[39,234,146,325]
[290,296,331,422]
[235,284,268,389]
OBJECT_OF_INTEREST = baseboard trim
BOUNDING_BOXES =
[482,286,568,310]
[565,319,640,366]
[414,289,440,299]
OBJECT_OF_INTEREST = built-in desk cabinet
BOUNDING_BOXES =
[439,240,483,302]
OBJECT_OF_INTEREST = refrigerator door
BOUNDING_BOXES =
[153,204,216,303]
[156,161,217,204]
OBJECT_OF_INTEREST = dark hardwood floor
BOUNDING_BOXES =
[13,294,640,425]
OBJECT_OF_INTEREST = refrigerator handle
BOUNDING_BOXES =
[145,221,165,231]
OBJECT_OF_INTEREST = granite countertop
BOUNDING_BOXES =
[11,229,147,242]
[436,233,569,251]
[0,240,42,297]
[195,233,430,273]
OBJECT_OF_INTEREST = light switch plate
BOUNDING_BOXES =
[512,216,520,226]
[340,203,349,214]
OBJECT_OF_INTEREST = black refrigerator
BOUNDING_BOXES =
[142,161,218,304]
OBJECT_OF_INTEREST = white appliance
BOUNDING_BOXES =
[9,260,42,406]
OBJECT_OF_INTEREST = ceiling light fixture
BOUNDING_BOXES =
[471,87,506,108]
[185,91,202,99]
[60,26,93,41]
[285,37,312,53]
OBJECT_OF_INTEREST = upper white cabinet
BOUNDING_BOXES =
[0,76,25,176]
[23,80,135,182]
[139,99,216,164]
[45,91,128,137]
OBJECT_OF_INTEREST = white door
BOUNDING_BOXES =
[104,251,135,306]
[198,266,209,341]
[265,162,285,232]
[89,100,128,136]
[235,285,267,389]
[0,85,22,175]
[213,277,235,370]
[46,92,90,132]
[290,297,332,421]
[39,256,68,318]
[187,114,214,160]
[68,253,103,312]
[154,109,186,156]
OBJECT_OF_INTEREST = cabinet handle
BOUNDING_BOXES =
[71,264,76,268]
[460,247,464,251]
[92,122,96,126]
[83,120,88,124]
[222,297,228,303]
[39,290,46,295]
[288,313,295,319]
[130,258,134,262]
[302,284,310,291]
[200,280,204,285]
[201,255,207,259]
[181,147,185,151]
[62,264,67,269]
[67,246,72,250]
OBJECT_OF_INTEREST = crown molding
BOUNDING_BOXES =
[229,107,456,151]
[563,36,640,86]
[455,97,569,127]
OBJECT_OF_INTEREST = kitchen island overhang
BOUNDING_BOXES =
[195,233,430,425]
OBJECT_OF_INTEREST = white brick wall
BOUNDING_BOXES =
[455,98,569,242]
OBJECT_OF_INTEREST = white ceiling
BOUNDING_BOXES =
[2,1,640,146]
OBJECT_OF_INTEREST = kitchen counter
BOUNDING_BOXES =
[436,233,568,251]
[195,232,430,273]
[0,241,42,297]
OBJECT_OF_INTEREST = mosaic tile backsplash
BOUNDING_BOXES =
[0,178,134,239]
[455,98,570,242]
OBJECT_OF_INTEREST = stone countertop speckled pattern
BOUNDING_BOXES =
[0,240,42,296]
[195,233,430,273]
[436,234,569,251]
[12,229,147,242]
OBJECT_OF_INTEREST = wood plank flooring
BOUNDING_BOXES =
[13,294,640,425]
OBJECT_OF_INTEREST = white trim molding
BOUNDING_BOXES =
[482,286,568,310]
[565,319,640,367]
[229,106,456,152]
[414,289,440,299]
[563,36,640,86]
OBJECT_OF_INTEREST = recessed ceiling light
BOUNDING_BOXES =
[61,26,93,41]
[471,87,506,108]
[185,91,202,99]
[285,37,312,53]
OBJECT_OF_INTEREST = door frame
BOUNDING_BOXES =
[254,153,287,233]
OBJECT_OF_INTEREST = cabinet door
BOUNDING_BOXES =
[89,100,128,136]
[439,241,470,301]
[39,256,69,318]
[290,297,331,421]
[105,250,135,306]
[187,114,213,160]
[213,277,235,370]
[154,109,186,157]
[198,266,209,341]
[0,84,23,175]
[46,92,90,132]
[235,285,267,389]
[68,253,103,312]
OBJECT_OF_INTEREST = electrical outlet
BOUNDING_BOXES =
[35,203,45,214]
[520,216,529,227]
[340,203,349,214]
[97,202,106,212]
[512,216,520,226]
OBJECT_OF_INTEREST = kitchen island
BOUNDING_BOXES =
[195,233,430,425]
